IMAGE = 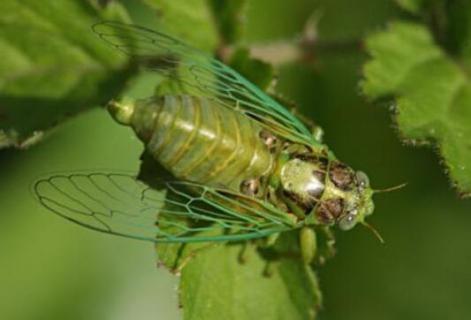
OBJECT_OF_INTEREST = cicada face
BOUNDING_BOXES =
[279,152,374,230]
[335,170,374,231]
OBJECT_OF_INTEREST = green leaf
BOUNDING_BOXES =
[229,48,275,90]
[208,0,247,45]
[141,0,218,51]
[153,220,324,320]
[395,0,425,13]
[180,239,321,320]
[395,0,471,63]
[153,219,321,320]
[363,21,471,197]
[151,226,322,320]
[0,0,134,149]
[395,0,451,14]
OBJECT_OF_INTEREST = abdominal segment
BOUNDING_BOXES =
[129,95,274,192]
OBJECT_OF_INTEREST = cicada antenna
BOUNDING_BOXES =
[361,221,385,244]
[373,182,407,194]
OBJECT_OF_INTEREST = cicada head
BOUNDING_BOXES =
[334,170,375,231]
[315,161,375,230]
[279,150,375,231]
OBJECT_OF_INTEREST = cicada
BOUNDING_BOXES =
[34,22,381,264]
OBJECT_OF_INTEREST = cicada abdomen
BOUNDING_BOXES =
[109,95,274,193]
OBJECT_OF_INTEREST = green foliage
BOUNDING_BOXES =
[152,224,321,320]
[396,0,471,61]
[156,229,319,320]
[0,0,133,149]
[142,0,218,50]
[395,0,425,13]
[363,18,471,197]
[208,0,247,45]
[179,239,320,320]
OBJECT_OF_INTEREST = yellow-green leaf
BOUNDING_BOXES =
[363,21,471,197]
[208,0,247,45]
[141,0,218,51]
[180,238,321,320]
[0,0,134,149]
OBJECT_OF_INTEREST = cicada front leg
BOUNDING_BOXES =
[256,233,280,277]
[300,227,317,265]
[236,230,279,265]
[237,242,249,264]
[263,261,276,277]
[316,226,336,265]
[299,226,337,266]
[311,126,324,144]
[248,233,282,278]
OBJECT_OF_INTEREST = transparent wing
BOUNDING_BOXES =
[33,172,295,243]
[92,21,314,145]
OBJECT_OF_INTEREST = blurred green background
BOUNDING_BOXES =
[1,0,471,319]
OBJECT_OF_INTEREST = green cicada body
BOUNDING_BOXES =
[33,22,378,260]
[111,95,274,193]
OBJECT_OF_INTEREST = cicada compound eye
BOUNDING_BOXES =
[329,162,354,191]
[355,171,370,189]
[338,210,358,231]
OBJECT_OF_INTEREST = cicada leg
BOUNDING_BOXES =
[311,126,324,144]
[170,242,221,275]
[238,232,281,278]
[263,261,276,277]
[300,227,317,265]
[316,226,336,265]
[262,233,283,277]
[239,232,279,265]
[299,226,337,266]
[238,242,248,264]
[237,238,282,278]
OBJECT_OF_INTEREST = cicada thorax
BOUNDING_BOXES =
[277,146,360,226]
[127,95,275,193]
